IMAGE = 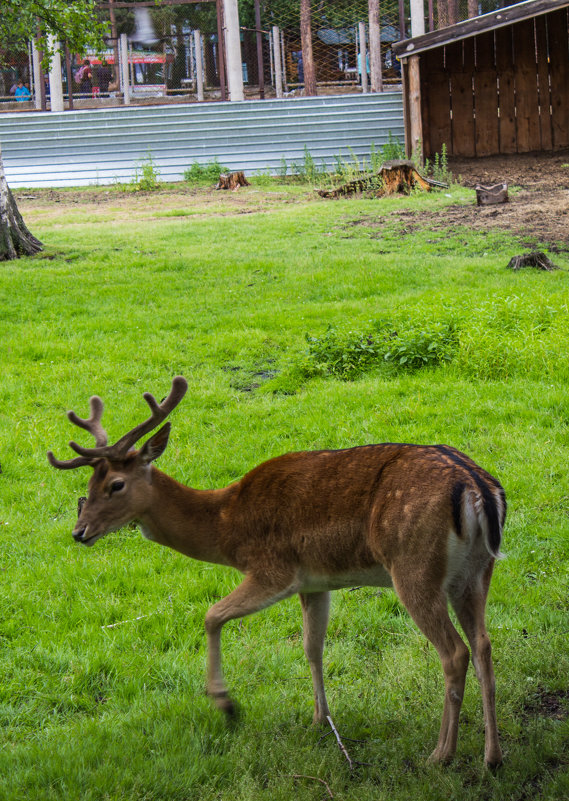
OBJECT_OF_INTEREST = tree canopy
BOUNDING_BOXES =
[0,0,107,60]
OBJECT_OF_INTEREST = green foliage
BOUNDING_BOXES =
[424,144,453,184]
[301,319,458,379]
[285,135,405,189]
[131,152,161,192]
[0,0,107,66]
[183,158,228,184]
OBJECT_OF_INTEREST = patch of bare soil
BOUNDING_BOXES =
[443,150,569,250]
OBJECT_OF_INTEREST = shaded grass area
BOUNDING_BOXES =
[1,184,568,800]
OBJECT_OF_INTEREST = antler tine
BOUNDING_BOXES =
[111,375,188,454]
[47,451,97,470]
[48,377,188,465]
[46,396,108,470]
[67,396,108,447]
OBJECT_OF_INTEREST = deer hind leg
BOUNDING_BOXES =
[391,575,470,764]
[204,572,297,716]
[449,562,502,768]
[299,591,331,724]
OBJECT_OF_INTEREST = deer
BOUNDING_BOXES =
[48,375,506,767]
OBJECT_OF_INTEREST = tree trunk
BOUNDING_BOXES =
[0,147,43,261]
[300,0,317,96]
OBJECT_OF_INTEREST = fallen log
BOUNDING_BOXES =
[318,160,442,199]
[216,171,250,191]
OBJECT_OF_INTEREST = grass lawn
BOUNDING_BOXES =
[1,178,568,800]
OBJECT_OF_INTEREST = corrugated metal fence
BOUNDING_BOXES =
[0,93,403,188]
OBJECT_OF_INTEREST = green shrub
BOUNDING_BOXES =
[183,158,228,184]
[300,319,458,380]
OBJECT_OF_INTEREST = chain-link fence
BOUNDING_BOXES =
[0,0,518,110]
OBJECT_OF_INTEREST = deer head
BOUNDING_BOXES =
[47,376,188,546]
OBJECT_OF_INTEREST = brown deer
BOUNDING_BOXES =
[48,376,506,767]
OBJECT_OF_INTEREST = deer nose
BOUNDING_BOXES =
[73,526,87,542]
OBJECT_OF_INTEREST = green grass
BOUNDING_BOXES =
[1,182,568,800]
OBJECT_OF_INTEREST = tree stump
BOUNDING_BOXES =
[0,152,43,261]
[216,172,250,191]
[318,160,439,199]
[507,251,558,271]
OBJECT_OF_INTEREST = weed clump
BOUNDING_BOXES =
[184,159,228,184]
[299,320,458,380]
[131,152,161,191]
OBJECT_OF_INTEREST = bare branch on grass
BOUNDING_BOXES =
[290,773,335,798]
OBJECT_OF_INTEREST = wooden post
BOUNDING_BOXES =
[109,0,120,85]
[223,0,244,101]
[194,30,204,101]
[119,33,130,105]
[272,25,283,97]
[64,43,74,110]
[216,0,227,101]
[48,34,64,112]
[408,55,423,162]
[31,38,43,110]
[358,21,368,93]
[368,0,383,93]
[254,0,265,99]
[398,0,407,39]
[300,0,317,96]
[410,0,425,37]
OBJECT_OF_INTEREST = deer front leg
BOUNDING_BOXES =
[204,572,297,716]
[299,591,331,724]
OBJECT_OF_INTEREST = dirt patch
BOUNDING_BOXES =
[445,150,569,249]
[523,688,569,721]
[343,150,569,250]
[12,150,569,247]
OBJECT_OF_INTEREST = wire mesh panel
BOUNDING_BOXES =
[0,0,519,110]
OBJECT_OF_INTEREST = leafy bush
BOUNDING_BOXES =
[183,158,228,184]
[300,320,458,380]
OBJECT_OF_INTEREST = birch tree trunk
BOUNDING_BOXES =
[0,146,43,261]
[300,0,317,96]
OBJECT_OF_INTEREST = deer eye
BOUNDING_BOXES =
[110,479,125,495]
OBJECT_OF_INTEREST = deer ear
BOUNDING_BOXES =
[139,423,171,464]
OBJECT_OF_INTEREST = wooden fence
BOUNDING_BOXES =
[420,7,569,158]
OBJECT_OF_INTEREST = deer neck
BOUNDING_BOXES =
[137,467,232,566]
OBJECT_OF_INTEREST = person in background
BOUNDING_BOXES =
[15,80,31,101]
[79,59,93,95]
[97,59,112,95]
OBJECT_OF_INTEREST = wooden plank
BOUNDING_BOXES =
[512,19,541,152]
[449,40,476,157]
[495,26,517,153]
[420,47,449,158]
[425,70,451,156]
[474,32,499,156]
[393,0,569,59]
[547,8,569,149]
[408,55,423,160]
[535,14,553,150]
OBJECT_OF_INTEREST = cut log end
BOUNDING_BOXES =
[216,172,250,191]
